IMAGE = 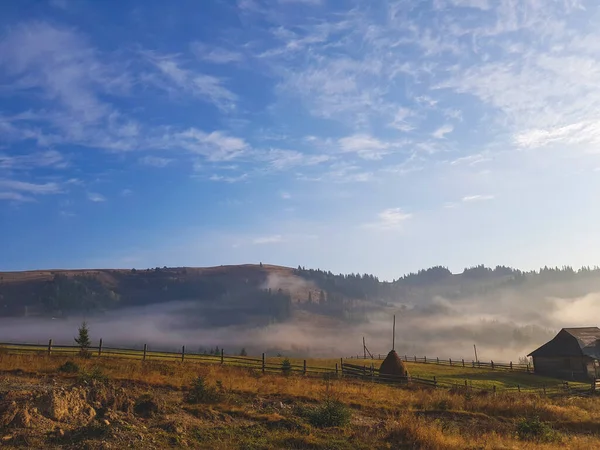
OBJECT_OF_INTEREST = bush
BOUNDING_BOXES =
[185,376,221,404]
[281,358,292,375]
[78,366,107,383]
[58,360,79,373]
[303,400,351,428]
[516,417,560,442]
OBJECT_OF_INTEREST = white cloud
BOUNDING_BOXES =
[209,173,248,183]
[148,55,237,111]
[121,189,133,197]
[0,192,34,202]
[338,134,395,160]
[139,156,172,168]
[0,150,67,169]
[87,192,106,202]
[169,129,247,161]
[0,179,62,194]
[462,194,494,202]
[432,124,454,139]
[252,234,283,244]
[363,207,412,230]
[190,42,243,64]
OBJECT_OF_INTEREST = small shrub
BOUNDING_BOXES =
[516,417,560,442]
[78,366,107,383]
[185,376,221,404]
[303,400,351,428]
[58,360,79,373]
[281,358,292,375]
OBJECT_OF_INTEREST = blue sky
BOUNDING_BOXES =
[1,0,600,280]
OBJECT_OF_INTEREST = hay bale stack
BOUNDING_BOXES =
[379,350,409,378]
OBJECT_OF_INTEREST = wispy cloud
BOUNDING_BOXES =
[252,234,283,244]
[462,194,494,202]
[146,54,237,111]
[338,134,392,160]
[363,207,412,231]
[0,150,67,170]
[0,179,62,194]
[432,124,454,139]
[190,42,243,64]
[280,191,291,199]
[0,192,34,202]
[139,156,172,168]
[87,192,106,202]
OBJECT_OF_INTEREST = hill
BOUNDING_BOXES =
[3,263,600,359]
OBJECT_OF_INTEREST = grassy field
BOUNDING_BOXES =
[1,352,600,449]
[0,344,589,393]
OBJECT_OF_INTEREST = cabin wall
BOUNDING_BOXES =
[533,356,593,380]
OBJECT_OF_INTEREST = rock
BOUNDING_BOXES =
[102,419,110,426]
[1,435,13,442]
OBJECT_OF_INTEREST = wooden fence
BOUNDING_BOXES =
[0,341,339,378]
[0,341,593,396]
[348,353,532,373]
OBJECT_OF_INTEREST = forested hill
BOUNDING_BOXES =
[1,263,600,325]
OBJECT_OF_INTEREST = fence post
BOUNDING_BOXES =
[527,364,530,374]
[414,356,417,362]
[98,338,102,357]
[221,349,224,364]
[262,353,265,373]
[472,360,475,368]
[491,360,494,369]
[340,358,344,376]
[510,361,512,371]
[424,356,427,363]
[47,339,52,356]
[433,376,437,387]
[181,345,185,362]
[462,359,464,367]
[436,357,439,364]
[464,380,468,390]
[493,385,496,394]
[336,363,339,376]
[143,344,147,361]
[449,358,452,366]
[303,360,306,375]
[378,354,381,359]
[478,360,481,368]
[518,384,521,393]
[404,355,407,361]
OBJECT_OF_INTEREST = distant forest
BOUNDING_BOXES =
[1,264,600,325]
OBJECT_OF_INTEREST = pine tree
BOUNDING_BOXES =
[240,348,248,357]
[74,321,91,357]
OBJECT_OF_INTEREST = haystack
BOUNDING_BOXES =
[379,350,409,378]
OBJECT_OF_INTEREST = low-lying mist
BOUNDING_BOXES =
[1,282,598,362]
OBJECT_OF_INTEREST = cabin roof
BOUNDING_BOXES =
[528,327,600,359]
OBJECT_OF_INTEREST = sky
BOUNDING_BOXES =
[1,0,600,280]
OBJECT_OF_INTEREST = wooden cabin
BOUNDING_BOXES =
[528,327,600,380]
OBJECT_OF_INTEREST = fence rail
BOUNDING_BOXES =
[0,341,594,396]
[347,353,533,373]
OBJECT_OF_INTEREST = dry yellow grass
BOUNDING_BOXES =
[2,352,600,449]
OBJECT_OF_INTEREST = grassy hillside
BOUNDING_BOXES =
[1,352,600,449]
